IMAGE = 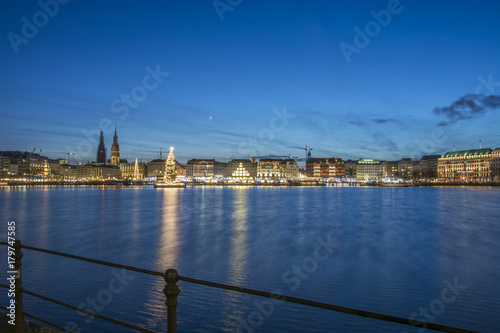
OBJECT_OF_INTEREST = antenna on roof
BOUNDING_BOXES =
[479,138,482,149]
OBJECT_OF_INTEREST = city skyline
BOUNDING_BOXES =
[1,1,500,164]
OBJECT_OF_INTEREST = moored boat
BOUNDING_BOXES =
[154,182,186,188]
[376,183,412,187]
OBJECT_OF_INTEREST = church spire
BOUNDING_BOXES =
[97,130,106,164]
[110,122,120,166]
[112,122,119,150]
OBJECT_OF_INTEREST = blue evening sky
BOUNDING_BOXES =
[1,0,499,164]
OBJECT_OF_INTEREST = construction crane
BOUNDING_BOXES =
[133,147,165,159]
[288,146,313,160]
[252,154,298,159]
[44,151,75,164]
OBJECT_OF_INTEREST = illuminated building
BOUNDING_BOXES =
[492,148,500,182]
[381,161,398,178]
[186,159,215,178]
[147,159,167,178]
[397,158,414,180]
[96,130,107,164]
[146,159,184,179]
[76,164,121,180]
[306,158,345,179]
[438,148,493,182]
[0,151,50,180]
[120,160,146,180]
[214,161,226,178]
[225,159,257,178]
[60,165,77,180]
[356,159,381,181]
[283,159,300,179]
[0,156,9,177]
[110,124,120,166]
[258,159,299,179]
[185,159,227,179]
[344,160,357,179]
[415,155,440,181]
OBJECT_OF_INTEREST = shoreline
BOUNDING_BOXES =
[2,182,499,188]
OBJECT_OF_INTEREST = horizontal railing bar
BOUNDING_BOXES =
[0,242,163,277]
[177,276,478,333]
[21,288,159,333]
[0,242,479,332]
[0,304,74,333]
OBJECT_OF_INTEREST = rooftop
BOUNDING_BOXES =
[441,148,492,158]
[357,159,381,164]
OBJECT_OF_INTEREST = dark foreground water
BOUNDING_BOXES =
[1,186,499,333]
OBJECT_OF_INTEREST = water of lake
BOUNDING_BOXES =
[1,186,499,332]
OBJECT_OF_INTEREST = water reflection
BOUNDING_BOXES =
[158,188,180,268]
[143,188,182,331]
[228,188,249,286]
[128,188,141,248]
[37,187,51,247]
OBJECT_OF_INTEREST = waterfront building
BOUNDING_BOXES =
[9,164,19,177]
[60,165,77,180]
[99,165,122,179]
[0,151,50,180]
[416,155,440,181]
[284,159,300,179]
[48,160,64,180]
[0,156,10,177]
[381,161,398,178]
[397,158,414,180]
[97,130,107,164]
[344,160,357,179]
[225,159,257,178]
[176,163,186,177]
[30,154,50,180]
[120,160,146,180]
[146,159,184,179]
[356,159,381,182]
[305,158,345,179]
[186,159,215,178]
[76,163,121,180]
[147,159,166,178]
[76,164,93,179]
[437,148,493,183]
[214,161,226,178]
[186,159,227,179]
[492,147,500,182]
[258,158,299,179]
[110,124,120,166]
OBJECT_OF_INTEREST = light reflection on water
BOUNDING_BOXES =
[0,186,499,332]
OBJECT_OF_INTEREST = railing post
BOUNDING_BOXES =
[11,240,31,333]
[163,268,180,333]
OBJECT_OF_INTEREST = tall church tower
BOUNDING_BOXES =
[97,130,106,164]
[110,123,120,166]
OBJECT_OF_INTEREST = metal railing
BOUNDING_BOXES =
[0,241,479,333]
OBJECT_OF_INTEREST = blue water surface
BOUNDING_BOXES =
[1,186,499,332]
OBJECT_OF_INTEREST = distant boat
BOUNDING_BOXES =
[376,183,412,187]
[154,182,186,188]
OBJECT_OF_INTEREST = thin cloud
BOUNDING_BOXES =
[348,120,367,127]
[370,118,400,124]
[434,94,500,123]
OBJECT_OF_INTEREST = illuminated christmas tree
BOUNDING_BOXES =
[164,147,177,183]
[133,158,139,180]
